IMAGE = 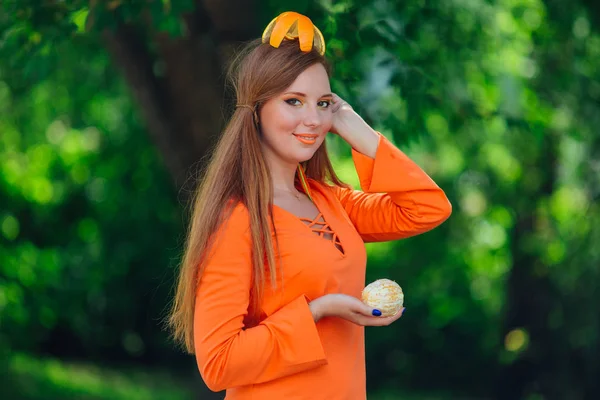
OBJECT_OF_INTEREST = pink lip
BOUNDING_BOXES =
[293,133,319,145]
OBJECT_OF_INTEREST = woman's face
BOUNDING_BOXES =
[258,63,333,166]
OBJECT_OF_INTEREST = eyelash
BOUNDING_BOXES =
[285,98,331,108]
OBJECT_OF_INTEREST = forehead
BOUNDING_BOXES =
[285,63,331,95]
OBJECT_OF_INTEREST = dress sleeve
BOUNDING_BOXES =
[193,206,327,392]
[333,133,452,243]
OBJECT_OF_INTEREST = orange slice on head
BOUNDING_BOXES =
[313,25,326,55]
[261,16,279,42]
[262,11,298,49]
[261,11,326,56]
[297,15,315,52]
[262,12,294,40]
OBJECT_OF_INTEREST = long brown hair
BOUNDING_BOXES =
[168,39,347,354]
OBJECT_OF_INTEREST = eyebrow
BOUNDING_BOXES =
[284,91,333,98]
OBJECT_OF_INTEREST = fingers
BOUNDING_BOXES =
[384,307,405,324]
[328,294,404,327]
[356,307,405,327]
[332,101,351,113]
[331,100,343,113]
[347,296,405,326]
[357,302,380,317]
[331,93,352,113]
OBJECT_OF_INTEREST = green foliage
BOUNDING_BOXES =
[315,0,600,395]
[1,352,458,400]
[0,21,183,363]
[1,352,194,400]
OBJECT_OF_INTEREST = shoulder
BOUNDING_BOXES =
[214,200,252,241]
[203,200,252,261]
[307,178,352,200]
[226,200,251,223]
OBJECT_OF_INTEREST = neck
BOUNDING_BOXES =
[262,148,299,193]
[270,160,298,193]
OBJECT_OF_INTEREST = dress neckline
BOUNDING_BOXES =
[272,194,346,257]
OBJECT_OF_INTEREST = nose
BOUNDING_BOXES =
[302,104,322,128]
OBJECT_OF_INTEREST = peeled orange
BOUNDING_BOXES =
[362,279,404,317]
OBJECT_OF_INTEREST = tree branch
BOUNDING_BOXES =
[102,25,196,188]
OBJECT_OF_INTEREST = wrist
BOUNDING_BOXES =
[334,107,359,133]
[308,298,326,322]
[335,110,379,158]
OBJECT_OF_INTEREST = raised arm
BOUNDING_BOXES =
[194,205,327,392]
[333,133,452,242]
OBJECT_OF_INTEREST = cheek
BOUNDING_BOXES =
[277,112,301,132]
[262,105,300,134]
[319,113,333,133]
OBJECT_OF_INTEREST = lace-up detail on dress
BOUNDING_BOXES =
[299,213,345,254]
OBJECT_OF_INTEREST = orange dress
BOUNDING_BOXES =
[194,134,452,399]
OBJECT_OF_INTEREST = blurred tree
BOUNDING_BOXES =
[95,0,260,190]
[2,0,259,190]
[497,0,600,398]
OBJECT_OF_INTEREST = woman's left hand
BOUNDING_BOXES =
[329,93,380,159]
[329,93,354,136]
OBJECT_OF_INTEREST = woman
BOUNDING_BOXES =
[168,11,452,399]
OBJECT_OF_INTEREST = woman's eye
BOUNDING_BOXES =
[285,98,302,106]
[318,100,331,108]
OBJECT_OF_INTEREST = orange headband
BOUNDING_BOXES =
[261,11,326,56]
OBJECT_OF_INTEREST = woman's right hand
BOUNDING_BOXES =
[308,294,404,326]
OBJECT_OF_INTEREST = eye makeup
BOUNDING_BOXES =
[283,95,333,108]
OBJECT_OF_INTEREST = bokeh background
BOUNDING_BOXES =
[1,0,599,399]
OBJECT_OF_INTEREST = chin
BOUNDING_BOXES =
[293,148,320,163]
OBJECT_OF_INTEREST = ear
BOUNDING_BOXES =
[253,102,260,126]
